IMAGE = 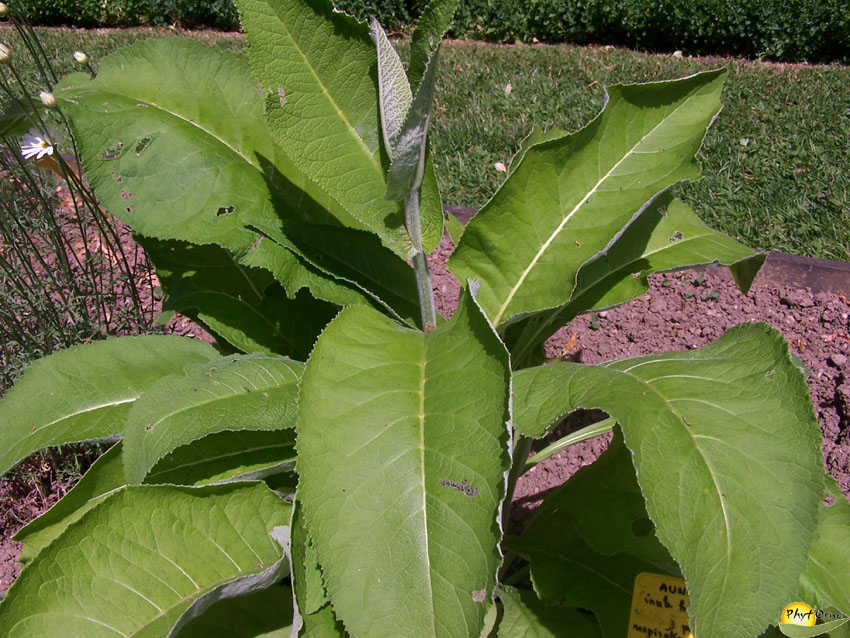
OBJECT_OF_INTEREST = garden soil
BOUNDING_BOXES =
[2,231,849,594]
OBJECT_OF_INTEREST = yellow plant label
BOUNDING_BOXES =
[627,572,692,638]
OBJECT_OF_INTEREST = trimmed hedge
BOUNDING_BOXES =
[11,0,850,63]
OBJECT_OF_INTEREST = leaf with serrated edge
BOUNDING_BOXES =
[56,38,350,255]
[122,354,301,484]
[291,503,328,617]
[370,19,411,154]
[297,290,511,638]
[800,476,850,614]
[513,323,823,638]
[495,586,601,638]
[385,49,440,202]
[0,335,219,477]
[239,236,372,309]
[408,0,460,93]
[0,483,292,637]
[506,194,764,364]
[449,70,726,326]
[165,282,336,359]
[235,0,442,256]
[245,217,421,327]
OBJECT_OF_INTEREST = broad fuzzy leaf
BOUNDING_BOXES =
[236,0,443,254]
[408,0,460,93]
[371,19,411,154]
[297,291,511,638]
[800,477,850,614]
[513,323,824,638]
[449,70,726,326]
[495,586,601,638]
[55,37,347,255]
[58,38,415,329]
[122,354,302,484]
[0,335,219,477]
[0,483,292,637]
[506,195,765,363]
[385,49,440,202]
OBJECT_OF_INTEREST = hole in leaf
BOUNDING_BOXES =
[216,205,235,217]
[101,141,124,160]
[669,230,684,242]
[276,86,286,106]
[111,171,123,183]
[126,205,134,213]
[135,136,152,155]
[631,516,654,537]
[824,494,836,507]
[121,190,132,200]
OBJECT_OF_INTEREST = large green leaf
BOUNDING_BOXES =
[235,0,443,255]
[0,483,292,637]
[800,477,850,614]
[512,323,824,638]
[449,70,726,326]
[58,37,412,328]
[296,291,511,638]
[0,335,219,477]
[507,434,678,638]
[371,18,411,155]
[55,37,346,255]
[122,354,302,484]
[408,0,460,93]
[494,586,601,638]
[505,195,765,363]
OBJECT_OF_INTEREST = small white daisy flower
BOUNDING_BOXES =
[20,124,64,161]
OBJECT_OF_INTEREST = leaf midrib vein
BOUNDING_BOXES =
[623,369,734,608]
[417,338,437,633]
[493,97,694,325]
[264,5,383,176]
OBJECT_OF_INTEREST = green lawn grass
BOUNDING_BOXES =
[7,27,849,261]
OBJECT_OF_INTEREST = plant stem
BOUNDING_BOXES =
[405,189,436,332]
[522,417,616,474]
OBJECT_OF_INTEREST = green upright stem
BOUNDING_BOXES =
[405,189,437,332]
